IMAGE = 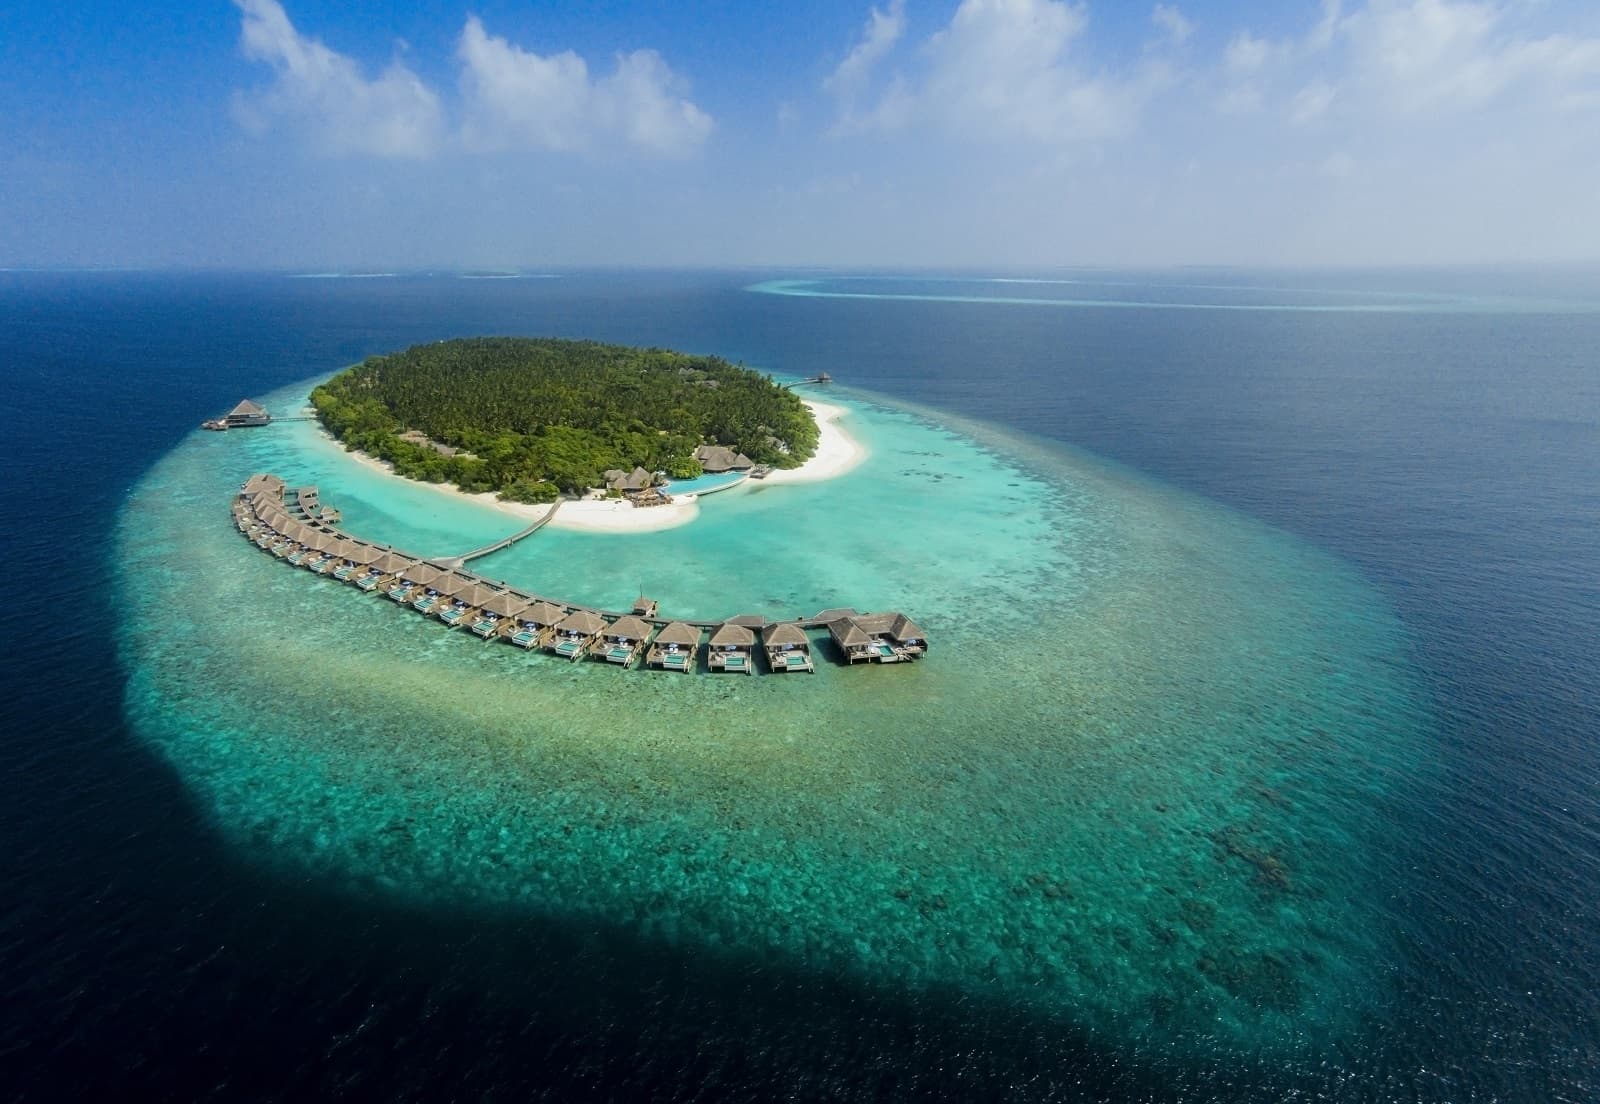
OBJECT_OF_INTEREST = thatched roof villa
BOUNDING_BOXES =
[648,621,701,672]
[707,620,757,674]
[762,622,815,673]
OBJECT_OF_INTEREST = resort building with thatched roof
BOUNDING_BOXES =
[707,620,758,674]
[596,615,652,667]
[548,609,607,660]
[471,589,531,638]
[693,445,754,473]
[762,622,815,673]
[827,611,929,664]
[647,621,701,672]
[509,600,566,649]
[631,595,659,619]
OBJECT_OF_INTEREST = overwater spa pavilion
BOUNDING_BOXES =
[233,472,931,677]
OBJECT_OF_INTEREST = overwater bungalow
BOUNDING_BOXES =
[472,590,531,638]
[338,544,382,581]
[762,622,815,673]
[707,620,758,674]
[439,582,497,627]
[510,600,566,649]
[647,621,701,672]
[240,473,285,497]
[363,551,414,593]
[223,399,271,428]
[827,612,929,664]
[392,563,443,604]
[597,615,652,667]
[412,571,467,615]
[631,595,659,619]
[548,609,607,660]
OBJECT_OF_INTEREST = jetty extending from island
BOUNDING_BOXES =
[233,473,928,674]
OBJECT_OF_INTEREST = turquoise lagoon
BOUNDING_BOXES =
[117,376,1429,1057]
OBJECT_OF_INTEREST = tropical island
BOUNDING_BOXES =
[310,337,821,504]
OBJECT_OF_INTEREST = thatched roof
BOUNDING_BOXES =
[371,552,414,574]
[693,445,754,473]
[347,544,383,565]
[430,573,471,597]
[762,622,810,648]
[280,519,311,543]
[653,621,701,647]
[709,621,756,647]
[523,600,566,626]
[453,583,498,608]
[401,563,444,587]
[242,473,284,496]
[229,399,267,417]
[480,591,531,617]
[827,618,872,648]
[306,532,337,553]
[606,615,651,641]
[556,609,606,636]
[632,595,658,617]
[854,611,927,642]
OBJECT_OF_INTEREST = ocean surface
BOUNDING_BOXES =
[2,269,1597,1101]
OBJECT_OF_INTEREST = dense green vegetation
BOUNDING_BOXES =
[311,337,819,499]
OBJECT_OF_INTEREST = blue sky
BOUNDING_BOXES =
[4,0,1599,268]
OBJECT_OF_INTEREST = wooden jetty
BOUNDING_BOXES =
[232,472,929,676]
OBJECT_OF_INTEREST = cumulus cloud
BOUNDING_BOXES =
[835,0,1162,144]
[231,0,443,158]
[457,16,712,156]
[825,0,907,101]
[1344,0,1600,113]
[1152,4,1194,46]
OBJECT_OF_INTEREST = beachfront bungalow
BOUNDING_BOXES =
[597,615,652,667]
[693,445,755,474]
[472,590,530,638]
[647,621,701,672]
[548,609,607,661]
[827,612,929,664]
[707,620,758,674]
[510,600,566,649]
[762,622,815,673]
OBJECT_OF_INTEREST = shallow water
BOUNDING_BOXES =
[117,372,1429,1059]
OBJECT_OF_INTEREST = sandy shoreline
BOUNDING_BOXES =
[336,398,865,535]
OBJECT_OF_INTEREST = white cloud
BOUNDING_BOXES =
[836,0,1160,144]
[1224,32,1273,74]
[825,0,907,100]
[1290,79,1335,123]
[231,0,443,158]
[1344,0,1600,113]
[457,16,712,156]
[1152,4,1194,46]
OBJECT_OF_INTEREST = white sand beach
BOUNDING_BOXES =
[335,397,865,535]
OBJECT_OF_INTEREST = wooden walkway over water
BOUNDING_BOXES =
[439,500,563,569]
[233,470,928,652]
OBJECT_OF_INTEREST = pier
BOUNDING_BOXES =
[233,473,928,671]
[437,499,564,569]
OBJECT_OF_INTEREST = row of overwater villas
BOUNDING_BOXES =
[234,475,928,673]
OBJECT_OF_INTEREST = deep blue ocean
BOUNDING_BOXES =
[2,269,1597,1101]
